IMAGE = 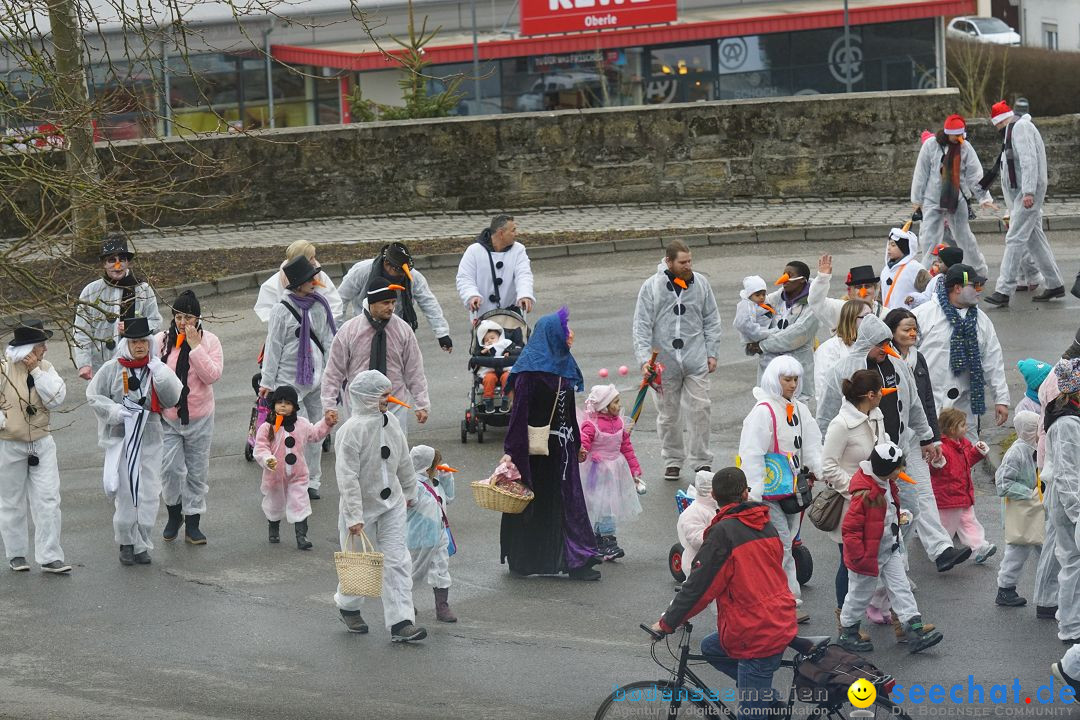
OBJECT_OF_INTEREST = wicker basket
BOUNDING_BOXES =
[471,478,534,514]
[334,529,383,598]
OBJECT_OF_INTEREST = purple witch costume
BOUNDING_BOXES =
[500,309,599,575]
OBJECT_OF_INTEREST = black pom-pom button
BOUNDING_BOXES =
[284,437,296,448]
[381,445,391,459]
[285,453,297,465]
[380,487,391,500]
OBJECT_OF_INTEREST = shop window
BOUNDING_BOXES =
[428,61,501,116]
[499,49,639,113]
[646,44,713,105]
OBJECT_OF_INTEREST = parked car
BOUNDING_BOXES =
[946,16,1021,45]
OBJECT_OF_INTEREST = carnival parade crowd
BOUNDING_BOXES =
[2,102,1079,713]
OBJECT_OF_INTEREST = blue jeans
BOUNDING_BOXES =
[700,632,783,719]
[594,516,616,536]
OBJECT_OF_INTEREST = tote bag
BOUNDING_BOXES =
[528,379,561,455]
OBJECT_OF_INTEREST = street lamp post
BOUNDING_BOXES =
[842,0,852,93]
[471,0,482,113]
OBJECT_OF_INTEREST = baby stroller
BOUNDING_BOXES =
[667,486,813,585]
[461,308,530,444]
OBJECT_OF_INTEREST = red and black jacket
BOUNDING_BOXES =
[659,501,797,660]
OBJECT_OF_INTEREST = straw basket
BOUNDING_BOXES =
[471,479,534,514]
[334,529,383,597]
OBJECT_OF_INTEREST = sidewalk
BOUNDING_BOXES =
[130,196,1080,253]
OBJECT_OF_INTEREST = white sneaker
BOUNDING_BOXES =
[635,479,647,495]
[975,544,997,564]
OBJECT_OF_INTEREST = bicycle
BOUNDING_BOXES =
[594,623,913,719]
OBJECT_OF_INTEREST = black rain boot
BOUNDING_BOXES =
[184,514,207,545]
[434,587,457,623]
[903,615,944,654]
[268,520,280,544]
[162,504,184,541]
[838,622,873,652]
[119,545,135,566]
[1071,272,1080,300]
[295,520,313,551]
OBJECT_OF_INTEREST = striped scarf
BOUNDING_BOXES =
[938,138,963,212]
[936,281,985,415]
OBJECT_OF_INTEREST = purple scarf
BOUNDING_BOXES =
[288,291,337,386]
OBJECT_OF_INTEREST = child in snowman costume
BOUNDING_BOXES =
[334,370,427,643]
[880,227,930,311]
[733,275,774,352]
[406,445,458,623]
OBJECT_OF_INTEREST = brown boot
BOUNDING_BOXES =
[892,609,934,643]
[836,608,871,642]
[434,587,457,623]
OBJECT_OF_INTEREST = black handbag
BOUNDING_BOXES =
[807,486,845,532]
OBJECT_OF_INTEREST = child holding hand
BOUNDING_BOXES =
[578,384,643,561]
[733,276,774,353]
[255,385,336,550]
[931,408,997,564]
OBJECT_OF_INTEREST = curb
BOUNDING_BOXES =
[161,213,1080,302]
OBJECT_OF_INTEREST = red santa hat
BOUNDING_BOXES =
[920,129,934,144]
[943,114,966,136]
[990,100,1014,125]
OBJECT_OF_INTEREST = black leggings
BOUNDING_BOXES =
[835,543,848,609]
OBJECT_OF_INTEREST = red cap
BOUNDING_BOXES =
[991,100,1014,124]
[931,243,947,256]
[920,130,934,144]
[943,114,966,135]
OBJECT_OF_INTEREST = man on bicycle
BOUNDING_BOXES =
[652,467,797,719]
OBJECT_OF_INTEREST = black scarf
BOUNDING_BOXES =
[368,253,418,330]
[1044,395,1080,433]
[979,123,1017,193]
[936,132,963,213]
[364,309,389,374]
[162,320,196,425]
[106,272,139,319]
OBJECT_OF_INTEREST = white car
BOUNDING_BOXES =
[946,16,1021,45]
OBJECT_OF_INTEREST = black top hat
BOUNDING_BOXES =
[100,236,134,260]
[283,256,320,290]
[845,265,880,286]
[943,263,987,289]
[120,316,154,339]
[9,318,53,347]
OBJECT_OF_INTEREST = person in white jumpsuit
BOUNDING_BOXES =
[87,318,183,566]
[910,115,995,278]
[983,101,1066,307]
[632,241,722,480]
[155,290,224,545]
[738,355,822,619]
[260,255,337,498]
[339,242,453,353]
[73,236,161,379]
[880,228,928,311]
[406,445,457,623]
[994,410,1043,607]
[913,264,1010,439]
[456,215,535,317]
[334,370,427,643]
[758,262,819,404]
[0,320,70,574]
[1043,358,1080,644]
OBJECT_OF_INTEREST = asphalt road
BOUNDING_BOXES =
[5,231,1080,719]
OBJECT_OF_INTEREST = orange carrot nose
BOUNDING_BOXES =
[858,287,869,298]
[274,414,283,431]
[882,343,901,359]
[673,277,687,289]
[902,219,913,232]
[758,303,775,314]
[175,333,185,350]
[312,277,324,288]
[113,261,123,271]
[387,284,406,292]
[785,403,795,423]
[898,471,916,484]
[436,464,459,473]
[387,395,412,409]
[775,273,790,285]
[881,387,898,396]
[401,263,413,282]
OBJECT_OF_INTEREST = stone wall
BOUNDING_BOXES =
[6,88,1080,236]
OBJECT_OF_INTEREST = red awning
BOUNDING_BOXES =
[272,0,973,71]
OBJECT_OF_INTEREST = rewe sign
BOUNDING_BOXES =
[520,0,676,36]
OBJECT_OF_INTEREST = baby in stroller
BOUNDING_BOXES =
[473,319,521,413]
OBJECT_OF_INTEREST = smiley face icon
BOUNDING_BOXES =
[848,678,877,708]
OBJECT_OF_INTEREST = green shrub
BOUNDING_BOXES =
[947,40,1080,117]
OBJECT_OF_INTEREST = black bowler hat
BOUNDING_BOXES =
[120,316,154,339]
[283,255,320,290]
[943,263,987,289]
[100,235,134,260]
[845,265,880,286]
[9,318,53,347]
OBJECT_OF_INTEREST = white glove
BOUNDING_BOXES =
[975,441,990,456]
[148,357,166,374]
[931,455,947,469]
